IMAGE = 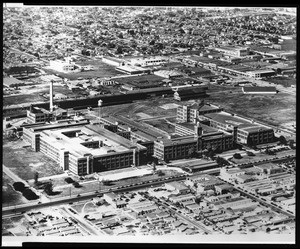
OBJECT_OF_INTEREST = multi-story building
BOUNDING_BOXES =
[176,102,223,123]
[202,111,274,145]
[23,121,147,176]
[26,106,68,124]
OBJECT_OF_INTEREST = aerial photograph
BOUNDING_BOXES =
[2,4,296,246]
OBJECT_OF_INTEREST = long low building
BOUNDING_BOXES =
[242,86,277,94]
[23,121,147,176]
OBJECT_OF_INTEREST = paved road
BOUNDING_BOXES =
[2,174,187,217]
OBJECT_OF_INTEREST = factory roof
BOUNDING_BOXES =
[40,124,143,157]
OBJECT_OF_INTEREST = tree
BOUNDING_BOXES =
[216,157,229,166]
[116,46,123,54]
[233,153,242,159]
[118,33,123,39]
[149,40,155,46]
[278,135,287,145]
[13,182,26,192]
[34,171,39,185]
[44,182,53,195]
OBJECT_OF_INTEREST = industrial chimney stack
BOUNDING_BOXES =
[50,80,54,112]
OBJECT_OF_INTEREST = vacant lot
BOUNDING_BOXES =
[93,97,178,120]
[43,60,124,80]
[2,173,29,208]
[265,76,296,87]
[3,83,78,106]
[207,85,296,128]
[2,138,64,181]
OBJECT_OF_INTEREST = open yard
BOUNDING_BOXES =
[2,138,64,181]
[206,85,296,129]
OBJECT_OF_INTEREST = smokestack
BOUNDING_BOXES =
[50,80,54,112]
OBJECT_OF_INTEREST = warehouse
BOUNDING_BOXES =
[173,86,208,101]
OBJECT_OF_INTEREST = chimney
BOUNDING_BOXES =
[50,80,54,112]
[194,122,203,137]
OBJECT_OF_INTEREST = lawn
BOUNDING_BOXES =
[2,138,64,181]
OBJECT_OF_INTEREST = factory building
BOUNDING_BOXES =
[173,86,208,101]
[176,102,223,123]
[26,106,68,124]
[22,121,147,176]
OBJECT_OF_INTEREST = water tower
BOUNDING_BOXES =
[98,99,103,119]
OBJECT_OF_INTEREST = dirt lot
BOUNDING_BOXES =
[2,138,64,181]
[2,173,29,208]
[207,85,296,128]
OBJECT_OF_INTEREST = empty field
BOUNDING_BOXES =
[94,98,178,120]
[207,85,296,128]
[2,138,64,181]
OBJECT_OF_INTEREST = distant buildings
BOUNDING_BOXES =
[215,46,250,58]
[49,59,78,73]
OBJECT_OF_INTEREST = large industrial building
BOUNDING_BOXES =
[23,120,147,176]
[177,102,275,146]
[202,111,275,145]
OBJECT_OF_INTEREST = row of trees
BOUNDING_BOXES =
[13,182,39,200]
